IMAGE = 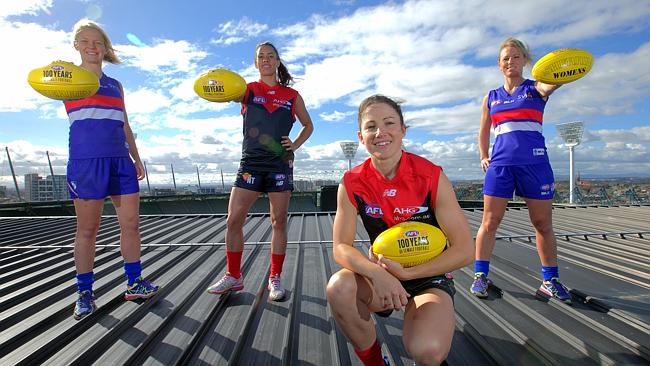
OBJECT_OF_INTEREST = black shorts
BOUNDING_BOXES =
[375,273,456,318]
[234,167,293,192]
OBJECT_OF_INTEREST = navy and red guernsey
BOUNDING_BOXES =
[240,80,298,171]
[343,151,442,244]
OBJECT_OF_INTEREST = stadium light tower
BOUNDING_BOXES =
[556,121,585,204]
[340,141,359,171]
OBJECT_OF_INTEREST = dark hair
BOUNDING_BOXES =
[255,41,293,87]
[357,94,405,129]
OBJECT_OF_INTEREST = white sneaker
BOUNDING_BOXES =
[207,273,244,294]
[268,275,286,301]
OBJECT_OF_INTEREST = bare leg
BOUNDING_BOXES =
[268,191,290,255]
[111,192,141,262]
[475,195,509,261]
[525,198,557,266]
[226,187,260,251]
[326,269,386,350]
[73,199,104,273]
[402,289,455,366]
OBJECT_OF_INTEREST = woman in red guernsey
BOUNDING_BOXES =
[207,42,313,301]
[326,95,473,366]
[64,19,158,320]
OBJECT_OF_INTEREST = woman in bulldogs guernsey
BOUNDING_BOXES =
[207,42,313,302]
[326,94,473,366]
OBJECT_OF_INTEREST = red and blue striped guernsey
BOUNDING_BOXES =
[487,79,549,166]
[63,74,129,159]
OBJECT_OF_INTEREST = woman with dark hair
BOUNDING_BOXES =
[207,42,314,302]
[326,95,473,365]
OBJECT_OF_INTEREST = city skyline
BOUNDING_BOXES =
[1,1,650,188]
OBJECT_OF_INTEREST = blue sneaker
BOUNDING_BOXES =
[125,277,159,300]
[73,290,96,320]
[470,272,491,298]
[537,277,572,304]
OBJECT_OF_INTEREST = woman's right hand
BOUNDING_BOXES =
[480,157,490,172]
[370,267,410,311]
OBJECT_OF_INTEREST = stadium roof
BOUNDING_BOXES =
[1,205,649,365]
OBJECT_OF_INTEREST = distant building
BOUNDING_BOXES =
[24,173,69,201]
[0,186,6,198]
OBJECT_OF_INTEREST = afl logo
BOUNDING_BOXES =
[405,230,419,237]
[52,65,64,71]
[364,204,383,218]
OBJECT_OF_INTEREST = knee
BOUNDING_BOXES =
[326,271,357,308]
[481,216,503,233]
[76,224,100,241]
[119,217,140,234]
[530,217,553,234]
[409,340,450,366]
[226,214,245,230]
[270,215,287,230]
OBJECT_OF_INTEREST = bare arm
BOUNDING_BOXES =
[119,82,145,180]
[282,94,314,151]
[478,95,492,172]
[333,183,410,308]
[397,172,474,280]
[535,80,562,98]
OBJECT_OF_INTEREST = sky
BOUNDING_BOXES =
[1,0,650,189]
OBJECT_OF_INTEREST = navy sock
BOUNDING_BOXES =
[76,271,94,293]
[541,266,559,281]
[124,261,142,286]
[474,260,490,277]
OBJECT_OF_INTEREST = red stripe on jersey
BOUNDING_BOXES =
[491,108,543,125]
[64,94,125,112]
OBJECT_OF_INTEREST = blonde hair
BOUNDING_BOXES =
[73,18,120,64]
[499,37,532,65]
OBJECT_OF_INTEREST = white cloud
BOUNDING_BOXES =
[211,17,269,45]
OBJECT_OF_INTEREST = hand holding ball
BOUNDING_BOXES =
[531,48,593,85]
[27,60,99,100]
[372,221,446,268]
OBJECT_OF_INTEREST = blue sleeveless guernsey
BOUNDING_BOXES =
[64,74,129,159]
[487,79,548,166]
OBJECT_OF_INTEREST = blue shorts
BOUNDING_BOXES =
[67,157,139,199]
[234,167,293,192]
[483,163,555,200]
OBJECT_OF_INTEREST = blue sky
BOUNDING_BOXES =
[1,0,649,188]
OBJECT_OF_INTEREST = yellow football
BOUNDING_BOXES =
[372,221,447,268]
[27,60,99,100]
[193,68,247,102]
[531,48,593,85]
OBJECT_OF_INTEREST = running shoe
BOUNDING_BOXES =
[207,273,244,294]
[470,272,491,298]
[537,277,572,304]
[73,290,96,320]
[124,277,159,300]
[268,274,286,301]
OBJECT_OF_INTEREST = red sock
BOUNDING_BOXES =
[226,251,243,278]
[354,340,384,366]
[270,253,285,277]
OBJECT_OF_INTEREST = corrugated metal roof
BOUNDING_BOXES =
[1,205,649,365]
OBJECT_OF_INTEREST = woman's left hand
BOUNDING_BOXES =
[377,254,408,280]
[134,160,146,180]
[281,136,294,151]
